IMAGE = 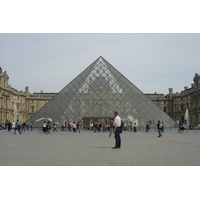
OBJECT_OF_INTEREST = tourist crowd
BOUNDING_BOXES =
[0,120,33,132]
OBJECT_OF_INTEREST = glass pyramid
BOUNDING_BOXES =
[27,56,175,127]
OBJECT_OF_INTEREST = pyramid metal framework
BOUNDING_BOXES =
[27,56,175,127]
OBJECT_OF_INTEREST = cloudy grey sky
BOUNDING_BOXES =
[0,33,199,94]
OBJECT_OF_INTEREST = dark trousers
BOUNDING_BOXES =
[22,126,26,132]
[14,127,21,134]
[114,127,121,148]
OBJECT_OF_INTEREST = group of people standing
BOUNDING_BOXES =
[93,122,109,133]
[42,121,57,134]
[43,121,81,134]
[61,122,81,133]
[3,119,33,134]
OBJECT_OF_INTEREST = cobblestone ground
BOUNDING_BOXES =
[0,128,200,166]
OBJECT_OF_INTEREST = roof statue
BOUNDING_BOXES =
[27,56,175,127]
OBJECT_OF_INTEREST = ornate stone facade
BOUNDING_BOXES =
[0,71,54,123]
[147,73,200,125]
[0,69,199,125]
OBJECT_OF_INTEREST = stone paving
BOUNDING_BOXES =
[0,128,200,166]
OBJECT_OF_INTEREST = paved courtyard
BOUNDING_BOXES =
[0,128,200,166]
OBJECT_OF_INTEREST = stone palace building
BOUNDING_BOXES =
[0,68,199,125]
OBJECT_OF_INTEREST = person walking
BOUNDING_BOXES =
[14,120,22,134]
[133,123,137,132]
[26,123,29,131]
[22,122,26,132]
[53,121,57,132]
[145,122,150,132]
[8,120,12,132]
[109,120,114,137]
[112,111,122,149]
[43,121,47,132]
[94,122,98,133]
[98,122,101,132]
[61,122,64,131]
[30,123,33,131]
[77,122,81,133]
[73,122,77,132]
[12,121,15,130]
[157,120,163,138]
[46,121,51,134]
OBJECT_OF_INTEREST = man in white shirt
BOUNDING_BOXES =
[73,122,77,132]
[113,111,122,149]
[43,121,47,132]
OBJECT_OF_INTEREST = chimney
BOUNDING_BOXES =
[168,88,173,98]
[184,86,188,90]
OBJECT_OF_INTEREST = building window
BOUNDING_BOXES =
[31,106,35,113]
[174,105,176,111]
[181,115,184,123]
[181,104,184,112]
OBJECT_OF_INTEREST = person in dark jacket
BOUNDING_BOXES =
[157,120,162,138]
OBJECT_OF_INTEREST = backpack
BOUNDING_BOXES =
[120,121,124,133]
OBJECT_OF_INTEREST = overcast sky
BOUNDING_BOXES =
[0,33,199,94]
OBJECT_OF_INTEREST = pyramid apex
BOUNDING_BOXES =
[96,56,107,62]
